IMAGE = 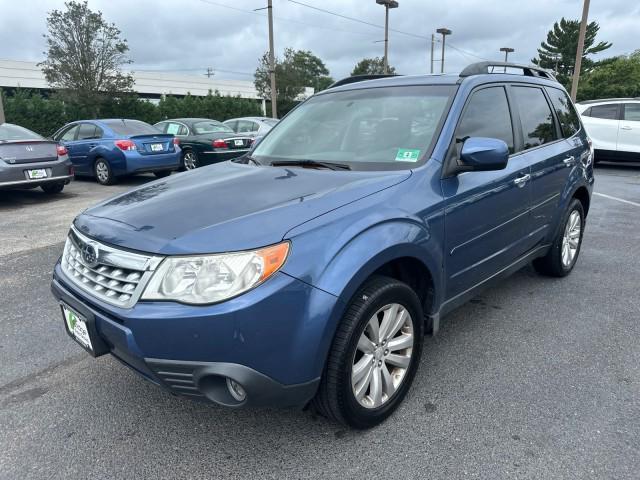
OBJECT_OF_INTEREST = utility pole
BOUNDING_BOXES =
[376,0,399,74]
[267,0,277,118]
[0,89,5,124]
[430,34,435,74]
[204,67,214,79]
[570,0,591,101]
[436,28,452,73]
[500,47,514,72]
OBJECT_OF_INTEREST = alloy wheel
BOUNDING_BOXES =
[183,152,198,170]
[561,210,581,267]
[351,303,414,409]
[95,161,109,183]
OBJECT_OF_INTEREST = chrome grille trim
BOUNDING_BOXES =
[60,226,164,308]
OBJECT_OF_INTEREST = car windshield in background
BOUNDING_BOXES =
[0,124,42,142]
[193,121,234,135]
[263,119,279,127]
[103,119,159,136]
[252,85,455,170]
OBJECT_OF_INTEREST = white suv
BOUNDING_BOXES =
[576,99,640,162]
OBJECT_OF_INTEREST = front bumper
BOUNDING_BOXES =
[51,264,339,408]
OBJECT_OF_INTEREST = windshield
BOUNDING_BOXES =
[252,85,455,170]
[103,119,159,136]
[193,121,234,134]
[0,124,42,141]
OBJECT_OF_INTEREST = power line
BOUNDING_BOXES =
[287,0,428,40]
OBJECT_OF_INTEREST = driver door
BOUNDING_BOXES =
[441,85,532,300]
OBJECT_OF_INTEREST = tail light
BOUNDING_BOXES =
[173,137,180,146]
[212,139,228,149]
[115,139,137,151]
[56,145,68,156]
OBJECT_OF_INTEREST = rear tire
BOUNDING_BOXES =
[312,275,424,429]
[533,198,585,277]
[154,170,172,178]
[41,183,65,195]
[182,150,199,170]
[94,158,116,185]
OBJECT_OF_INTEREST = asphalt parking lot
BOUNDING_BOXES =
[1,165,639,480]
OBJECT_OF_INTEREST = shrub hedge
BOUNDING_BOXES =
[1,88,263,136]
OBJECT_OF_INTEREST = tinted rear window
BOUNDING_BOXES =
[0,124,42,141]
[512,86,558,150]
[546,87,580,138]
[587,104,619,120]
[103,119,159,136]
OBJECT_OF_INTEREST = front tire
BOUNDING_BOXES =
[312,275,424,429]
[154,170,172,178]
[533,198,585,277]
[94,158,116,185]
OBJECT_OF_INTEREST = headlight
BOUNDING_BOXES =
[141,242,290,304]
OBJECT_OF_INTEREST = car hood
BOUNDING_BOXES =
[74,161,411,255]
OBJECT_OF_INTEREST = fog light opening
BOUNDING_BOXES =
[226,378,247,402]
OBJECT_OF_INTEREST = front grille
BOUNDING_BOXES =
[146,360,205,399]
[60,227,163,308]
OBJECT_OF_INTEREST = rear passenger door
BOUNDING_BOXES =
[509,85,580,249]
[618,103,640,153]
[442,85,533,300]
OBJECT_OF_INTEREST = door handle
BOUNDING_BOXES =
[621,126,632,130]
[563,156,575,166]
[514,174,531,187]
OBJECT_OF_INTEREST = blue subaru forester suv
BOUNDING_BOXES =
[51,63,594,429]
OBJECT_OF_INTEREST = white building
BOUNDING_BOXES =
[0,59,314,115]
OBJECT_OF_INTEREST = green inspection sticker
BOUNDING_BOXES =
[395,148,421,162]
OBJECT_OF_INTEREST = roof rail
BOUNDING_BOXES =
[328,74,401,89]
[459,62,557,81]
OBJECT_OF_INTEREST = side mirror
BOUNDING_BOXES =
[460,137,509,171]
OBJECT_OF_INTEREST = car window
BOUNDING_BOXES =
[193,121,234,134]
[457,86,514,153]
[587,104,620,120]
[546,87,580,138]
[512,86,558,150]
[0,124,42,141]
[60,125,79,142]
[263,119,279,127]
[102,119,159,136]
[77,123,99,140]
[224,120,238,132]
[154,122,168,133]
[238,120,258,133]
[165,122,188,135]
[252,85,456,170]
[623,104,640,122]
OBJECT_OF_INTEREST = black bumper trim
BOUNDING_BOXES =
[146,358,320,409]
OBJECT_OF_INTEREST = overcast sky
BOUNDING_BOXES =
[1,0,639,83]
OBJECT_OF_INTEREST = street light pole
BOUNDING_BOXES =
[500,47,514,72]
[571,0,591,101]
[430,33,435,74]
[436,28,452,73]
[376,0,398,74]
[0,89,5,124]
[267,0,278,118]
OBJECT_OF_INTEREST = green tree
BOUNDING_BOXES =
[39,1,133,117]
[351,57,396,76]
[254,48,333,116]
[532,18,612,88]
[578,50,640,101]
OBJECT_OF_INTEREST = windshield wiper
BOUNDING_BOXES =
[271,159,351,171]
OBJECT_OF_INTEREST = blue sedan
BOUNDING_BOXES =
[52,119,181,185]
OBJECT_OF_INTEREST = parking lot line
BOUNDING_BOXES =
[593,192,640,208]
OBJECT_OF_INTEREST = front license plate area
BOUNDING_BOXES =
[27,169,47,179]
[60,303,108,357]
[150,143,164,152]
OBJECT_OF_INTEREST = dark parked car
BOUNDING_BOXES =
[154,118,253,170]
[52,62,593,429]
[0,123,73,194]
[52,119,181,185]
[223,116,279,138]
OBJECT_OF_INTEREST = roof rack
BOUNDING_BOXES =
[577,97,640,105]
[328,74,401,89]
[459,62,557,81]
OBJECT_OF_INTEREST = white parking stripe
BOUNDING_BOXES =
[594,192,640,208]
